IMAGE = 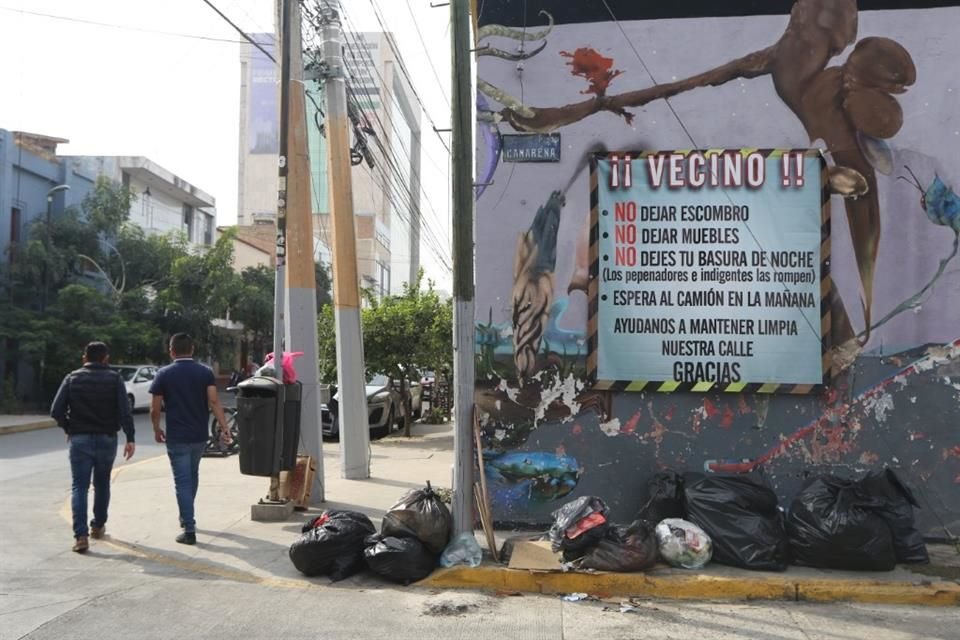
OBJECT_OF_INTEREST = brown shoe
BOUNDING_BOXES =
[72,536,89,553]
[90,526,105,539]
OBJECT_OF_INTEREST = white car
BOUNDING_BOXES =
[111,365,158,412]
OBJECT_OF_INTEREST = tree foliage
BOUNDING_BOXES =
[317,271,453,435]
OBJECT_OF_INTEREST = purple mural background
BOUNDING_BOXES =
[474,1,960,535]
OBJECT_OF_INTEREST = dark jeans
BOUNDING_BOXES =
[167,441,206,533]
[69,433,118,538]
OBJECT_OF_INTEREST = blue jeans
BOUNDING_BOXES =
[166,441,206,533]
[69,433,118,538]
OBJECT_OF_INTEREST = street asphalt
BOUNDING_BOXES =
[1,413,959,639]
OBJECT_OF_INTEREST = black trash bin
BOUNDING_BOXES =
[281,382,302,472]
[236,376,285,476]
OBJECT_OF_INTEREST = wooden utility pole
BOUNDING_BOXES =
[450,0,476,534]
[319,4,369,479]
[283,0,325,502]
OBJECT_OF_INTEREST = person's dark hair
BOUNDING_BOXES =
[169,333,194,357]
[84,341,109,363]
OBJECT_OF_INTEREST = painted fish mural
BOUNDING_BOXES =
[484,450,582,505]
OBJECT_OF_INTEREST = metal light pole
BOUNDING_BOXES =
[39,183,70,399]
[41,184,70,313]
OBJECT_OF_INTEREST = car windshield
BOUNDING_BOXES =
[112,366,138,382]
[366,374,389,387]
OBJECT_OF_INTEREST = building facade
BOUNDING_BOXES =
[63,155,216,253]
[1,129,218,401]
[238,30,422,298]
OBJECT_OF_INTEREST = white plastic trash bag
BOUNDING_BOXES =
[654,518,713,569]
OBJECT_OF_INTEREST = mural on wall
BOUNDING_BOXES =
[474,0,960,532]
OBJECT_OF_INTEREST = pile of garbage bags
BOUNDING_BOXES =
[544,466,927,574]
[289,482,454,584]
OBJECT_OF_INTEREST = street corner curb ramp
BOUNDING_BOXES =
[417,566,960,607]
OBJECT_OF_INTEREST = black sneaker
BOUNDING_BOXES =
[176,532,197,545]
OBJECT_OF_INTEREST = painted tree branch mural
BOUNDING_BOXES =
[479,0,918,361]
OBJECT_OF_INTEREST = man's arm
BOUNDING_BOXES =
[50,376,70,432]
[116,375,136,460]
[150,394,165,443]
[207,386,231,444]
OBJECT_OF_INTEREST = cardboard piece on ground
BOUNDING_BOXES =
[281,455,315,508]
[507,540,564,571]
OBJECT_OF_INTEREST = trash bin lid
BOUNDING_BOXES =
[237,375,283,393]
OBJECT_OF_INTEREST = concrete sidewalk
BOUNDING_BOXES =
[74,421,960,607]
[0,414,56,436]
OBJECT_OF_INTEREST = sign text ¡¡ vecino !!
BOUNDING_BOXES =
[607,151,806,190]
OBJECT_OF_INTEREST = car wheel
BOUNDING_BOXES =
[128,395,136,413]
[372,406,393,440]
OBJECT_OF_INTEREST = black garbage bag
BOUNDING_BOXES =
[786,475,896,571]
[578,520,658,572]
[858,468,929,564]
[364,534,438,584]
[289,510,376,580]
[381,482,452,554]
[548,496,610,561]
[637,470,685,525]
[683,472,789,571]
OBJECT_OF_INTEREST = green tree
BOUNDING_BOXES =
[361,271,452,435]
[315,261,332,309]
[233,264,275,362]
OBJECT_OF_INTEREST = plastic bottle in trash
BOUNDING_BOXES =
[440,532,483,568]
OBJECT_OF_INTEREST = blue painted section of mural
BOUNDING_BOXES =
[474,0,960,536]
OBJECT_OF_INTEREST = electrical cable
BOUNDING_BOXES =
[200,0,276,62]
[0,4,249,44]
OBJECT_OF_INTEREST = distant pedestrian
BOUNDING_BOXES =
[149,333,231,545]
[50,341,136,553]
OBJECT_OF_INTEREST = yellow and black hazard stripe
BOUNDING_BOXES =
[586,149,831,394]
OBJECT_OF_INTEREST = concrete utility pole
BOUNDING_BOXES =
[282,0,325,502]
[320,6,369,479]
[273,0,290,382]
[450,0,476,534]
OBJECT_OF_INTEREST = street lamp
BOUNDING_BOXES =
[38,183,70,402]
[41,184,70,313]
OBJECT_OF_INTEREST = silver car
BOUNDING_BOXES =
[321,374,421,439]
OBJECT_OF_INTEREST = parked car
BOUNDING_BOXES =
[420,370,435,404]
[111,364,158,412]
[322,374,422,439]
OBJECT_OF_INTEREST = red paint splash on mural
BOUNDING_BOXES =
[720,405,735,430]
[621,409,642,435]
[559,47,624,97]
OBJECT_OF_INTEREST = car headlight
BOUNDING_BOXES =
[369,391,389,403]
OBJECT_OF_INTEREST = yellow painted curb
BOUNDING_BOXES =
[418,566,960,607]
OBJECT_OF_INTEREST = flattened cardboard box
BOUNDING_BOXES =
[507,540,564,571]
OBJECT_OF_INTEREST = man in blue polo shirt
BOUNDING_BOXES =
[150,333,231,545]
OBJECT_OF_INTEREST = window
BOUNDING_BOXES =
[204,215,213,246]
[377,261,390,299]
[8,208,21,264]
[183,204,194,241]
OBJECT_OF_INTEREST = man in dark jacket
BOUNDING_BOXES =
[150,333,231,545]
[50,342,136,553]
